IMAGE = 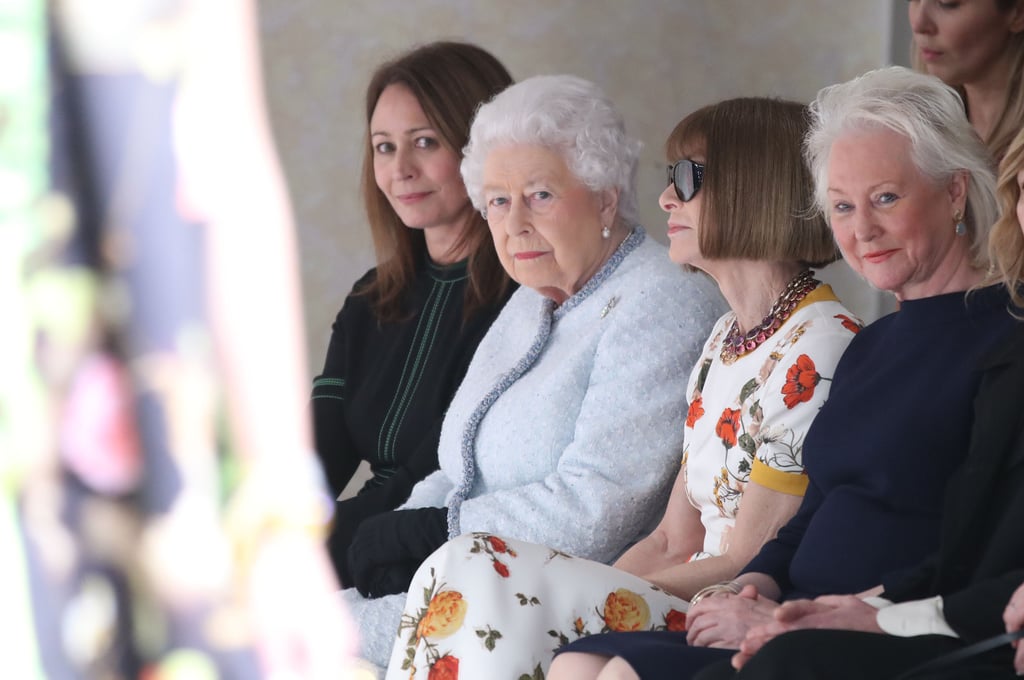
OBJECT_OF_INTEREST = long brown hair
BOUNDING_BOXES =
[359,41,514,322]
[910,0,1024,160]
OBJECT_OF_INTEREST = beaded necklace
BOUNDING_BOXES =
[720,269,820,365]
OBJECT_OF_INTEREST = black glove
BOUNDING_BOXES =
[327,468,421,585]
[345,507,448,597]
[326,493,378,586]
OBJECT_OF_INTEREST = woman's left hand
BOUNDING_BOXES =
[686,584,779,648]
[1003,581,1024,674]
[345,507,448,596]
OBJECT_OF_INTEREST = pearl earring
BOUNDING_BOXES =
[601,225,611,239]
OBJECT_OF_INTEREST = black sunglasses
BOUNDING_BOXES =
[667,159,705,202]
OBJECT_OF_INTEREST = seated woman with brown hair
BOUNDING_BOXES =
[312,41,517,586]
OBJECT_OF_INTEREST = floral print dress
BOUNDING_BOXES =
[383,286,861,680]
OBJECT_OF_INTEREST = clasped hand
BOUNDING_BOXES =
[685,584,780,649]
[730,594,882,670]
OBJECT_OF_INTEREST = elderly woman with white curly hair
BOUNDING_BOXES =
[340,73,725,668]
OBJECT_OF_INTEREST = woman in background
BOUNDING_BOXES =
[909,0,1024,159]
[311,41,515,585]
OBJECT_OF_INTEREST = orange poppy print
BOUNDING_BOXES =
[782,354,820,409]
[686,396,705,428]
[834,313,862,334]
[715,408,741,448]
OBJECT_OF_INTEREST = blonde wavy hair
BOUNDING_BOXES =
[987,125,1024,312]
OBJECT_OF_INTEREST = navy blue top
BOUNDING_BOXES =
[743,285,1016,599]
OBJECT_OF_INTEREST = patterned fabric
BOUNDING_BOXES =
[385,533,689,680]
[384,287,862,679]
[683,285,860,559]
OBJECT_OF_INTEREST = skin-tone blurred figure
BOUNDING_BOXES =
[175,1,353,676]
[909,0,1024,159]
[10,0,354,677]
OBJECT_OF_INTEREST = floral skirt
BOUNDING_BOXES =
[383,533,689,679]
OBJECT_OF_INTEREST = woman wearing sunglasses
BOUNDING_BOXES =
[382,97,861,680]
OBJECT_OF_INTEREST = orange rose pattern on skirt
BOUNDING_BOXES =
[386,534,690,680]
[396,571,470,676]
[603,588,651,631]
[427,655,458,680]
[417,591,468,640]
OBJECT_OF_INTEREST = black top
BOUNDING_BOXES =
[312,256,512,555]
[883,321,1024,643]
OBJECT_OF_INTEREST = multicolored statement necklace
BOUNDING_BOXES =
[720,269,820,365]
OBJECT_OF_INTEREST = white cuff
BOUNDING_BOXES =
[874,595,959,638]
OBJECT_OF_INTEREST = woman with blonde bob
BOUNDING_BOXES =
[385,96,862,680]
[552,65,1019,680]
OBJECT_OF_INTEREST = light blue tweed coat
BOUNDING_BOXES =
[341,228,726,668]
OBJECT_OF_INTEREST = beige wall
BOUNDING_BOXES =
[259,0,900,380]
